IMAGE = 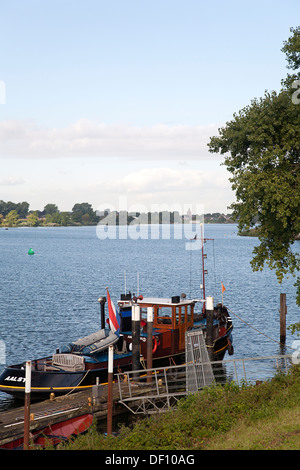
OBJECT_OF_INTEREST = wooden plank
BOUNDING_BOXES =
[0,380,154,446]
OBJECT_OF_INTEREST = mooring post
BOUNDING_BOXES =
[98,296,106,330]
[23,361,31,450]
[147,306,154,382]
[132,303,140,379]
[280,293,287,343]
[206,296,214,361]
[107,344,114,435]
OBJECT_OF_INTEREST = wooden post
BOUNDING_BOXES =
[132,304,140,380]
[107,345,114,435]
[147,306,153,382]
[206,296,214,361]
[23,361,31,450]
[280,293,287,343]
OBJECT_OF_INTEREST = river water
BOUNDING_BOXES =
[0,224,299,409]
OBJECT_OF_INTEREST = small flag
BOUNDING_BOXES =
[106,288,120,335]
[221,283,226,293]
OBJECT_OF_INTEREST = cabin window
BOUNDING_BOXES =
[187,305,193,324]
[175,306,181,325]
[181,305,186,323]
[140,307,147,321]
[156,306,172,325]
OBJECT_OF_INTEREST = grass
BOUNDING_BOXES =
[205,406,300,450]
[59,365,300,451]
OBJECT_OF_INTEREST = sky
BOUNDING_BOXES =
[0,0,299,215]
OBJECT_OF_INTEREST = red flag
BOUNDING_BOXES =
[106,288,120,334]
[221,283,226,293]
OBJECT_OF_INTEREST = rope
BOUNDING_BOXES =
[54,369,91,400]
[227,307,297,351]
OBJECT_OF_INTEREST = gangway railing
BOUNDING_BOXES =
[211,353,293,386]
[115,353,293,415]
[116,363,188,414]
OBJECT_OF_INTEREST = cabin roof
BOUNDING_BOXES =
[137,297,194,306]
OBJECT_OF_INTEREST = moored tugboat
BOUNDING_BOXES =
[0,289,233,400]
[0,231,233,401]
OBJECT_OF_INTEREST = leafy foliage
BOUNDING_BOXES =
[61,366,300,450]
[208,27,300,306]
[281,26,300,88]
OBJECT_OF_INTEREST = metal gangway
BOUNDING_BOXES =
[116,330,293,415]
[116,330,213,414]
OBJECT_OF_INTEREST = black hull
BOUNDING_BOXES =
[0,339,230,400]
[213,334,233,361]
[0,353,185,400]
[0,362,130,400]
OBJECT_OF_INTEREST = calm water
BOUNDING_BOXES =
[0,224,299,409]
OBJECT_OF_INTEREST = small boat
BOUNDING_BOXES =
[0,235,233,400]
[0,413,93,449]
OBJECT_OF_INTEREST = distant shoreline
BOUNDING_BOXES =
[1,211,236,228]
[2,220,237,228]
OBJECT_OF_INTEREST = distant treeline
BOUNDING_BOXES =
[0,200,234,227]
[0,201,99,227]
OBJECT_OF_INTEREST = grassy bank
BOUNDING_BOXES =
[60,365,300,451]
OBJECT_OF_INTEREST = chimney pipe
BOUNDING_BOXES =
[98,296,106,329]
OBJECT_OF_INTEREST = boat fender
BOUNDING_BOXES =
[152,336,160,354]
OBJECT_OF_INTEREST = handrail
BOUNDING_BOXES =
[116,353,294,414]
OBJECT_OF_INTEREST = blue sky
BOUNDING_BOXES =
[0,0,299,213]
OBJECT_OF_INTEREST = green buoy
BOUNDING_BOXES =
[28,248,34,255]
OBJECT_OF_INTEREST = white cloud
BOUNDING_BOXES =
[0,119,222,160]
[90,166,233,212]
[103,168,206,193]
[0,121,234,213]
[0,176,24,186]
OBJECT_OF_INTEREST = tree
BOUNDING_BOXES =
[16,202,29,219]
[5,210,19,227]
[71,202,99,225]
[27,212,39,227]
[44,203,59,215]
[60,212,72,226]
[0,200,29,218]
[281,26,300,88]
[208,27,300,306]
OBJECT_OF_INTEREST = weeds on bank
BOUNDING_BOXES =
[61,365,300,450]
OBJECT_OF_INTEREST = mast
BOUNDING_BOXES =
[200,223,213,313]
[201,223,206,312]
